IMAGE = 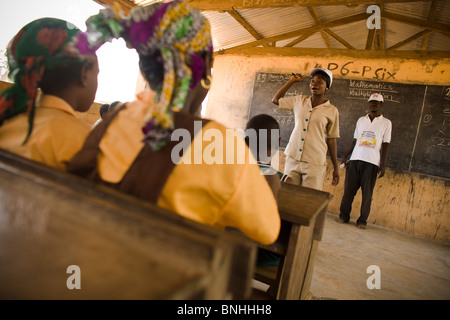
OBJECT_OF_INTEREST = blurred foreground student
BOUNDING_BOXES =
[0,18,99,170]
[68,1,280,245]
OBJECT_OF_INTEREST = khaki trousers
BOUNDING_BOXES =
[284,156,327,190]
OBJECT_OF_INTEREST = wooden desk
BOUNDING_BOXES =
[255,182,331,300]
[0,150,256,299]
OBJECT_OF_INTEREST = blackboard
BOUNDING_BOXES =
[249,72,450,179]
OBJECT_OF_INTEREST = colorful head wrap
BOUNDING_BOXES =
[86,0,213,150]
[0,18,98,143]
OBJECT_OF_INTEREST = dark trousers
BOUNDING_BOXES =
[339,160,379,226]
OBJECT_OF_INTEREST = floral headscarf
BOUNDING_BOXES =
[0,18,98,143]
[86,0,213,150]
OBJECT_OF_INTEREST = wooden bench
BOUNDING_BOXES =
[0,149,256,299]
[254,182,331,300]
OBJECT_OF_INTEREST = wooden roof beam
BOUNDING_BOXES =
[383,11,450,37]
[323,29,355,49]
[218,46,450,60]
[185,0,429,11]
[421,0,439,51]
[365,28,376,50]
[226,9,271,47]
[307,6,332,49]
[387,29,433,50]
[93,0,430,13]
[228,12,368,50]
[284,31,316,47]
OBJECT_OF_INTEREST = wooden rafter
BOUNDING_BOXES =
[285,31,316,48]
[365,28,376,50]
[229,12,368,50]
[323,29,355,49]
[184,0,430,11]
[225,9,271,47]
[383,11,450,37]
[387,29,433,50]
[377,4,386,50]
[421,0,439,50]
[218,46,450,60]
[307,6,332,49]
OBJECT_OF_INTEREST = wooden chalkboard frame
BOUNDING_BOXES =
[249,72,449,179]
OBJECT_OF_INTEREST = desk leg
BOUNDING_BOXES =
[300,208,327,299]
[276,219,315,300]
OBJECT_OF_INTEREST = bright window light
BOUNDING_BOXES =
[0,0,140,104]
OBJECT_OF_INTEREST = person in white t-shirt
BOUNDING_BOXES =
[338,93,392,228]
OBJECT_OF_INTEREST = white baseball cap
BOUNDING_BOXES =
[368,93,384,102]
[310,68,333,88]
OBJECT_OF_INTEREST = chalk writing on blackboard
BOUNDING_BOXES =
[428,86,450,149]
[347,80,400,103]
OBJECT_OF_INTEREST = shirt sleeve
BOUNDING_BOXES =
[29,117,91,171]
[217,162,281,245]
[278,95,297,111]
[326,107,340,138]
[353,117,363,140]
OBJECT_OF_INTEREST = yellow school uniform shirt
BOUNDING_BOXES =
[96,90,281,245]
[0,95,91,170]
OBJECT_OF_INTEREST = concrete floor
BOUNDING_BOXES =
[308,213,450,300]
[252,212,450,300]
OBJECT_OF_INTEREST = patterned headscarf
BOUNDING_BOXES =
[86,0,213,150]
[0,18,98,143]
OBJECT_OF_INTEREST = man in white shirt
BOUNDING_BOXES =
[338,93,392,228]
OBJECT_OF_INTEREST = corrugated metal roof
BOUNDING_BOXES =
[122,0,450,54]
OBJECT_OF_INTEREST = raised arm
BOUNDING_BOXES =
[271,73,304,105]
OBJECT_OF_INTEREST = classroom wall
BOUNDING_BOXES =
[204,51,450,244]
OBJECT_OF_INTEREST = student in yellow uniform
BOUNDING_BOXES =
[68,1,280,245]
[0,18,99,170]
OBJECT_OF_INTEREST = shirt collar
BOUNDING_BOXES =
[36,94,78,117]
[365,113,384,120]
[307,96,331,108]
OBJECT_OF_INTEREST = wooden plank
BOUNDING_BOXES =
[217,46,450,60]
[421,0,439,51]
[225,12,368,50]
[382,11,450,37]
[387,29,433,50]
[226,9,267,45]
[276,221,315,299]
[324,29,355,49]
[183,0,430,11]
[277,183,330,226]
[307,6,332,49]
[300,239,320,300]
[365,28,376,50]
[0,150,256,299]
